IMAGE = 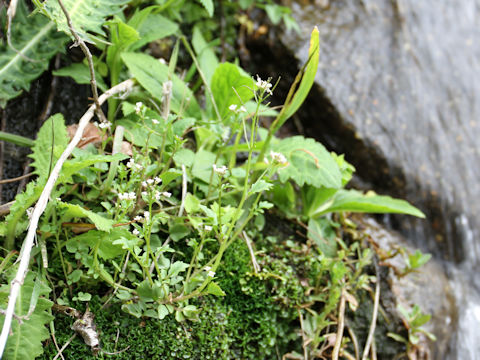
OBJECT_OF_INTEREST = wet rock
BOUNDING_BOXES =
[260,0,480,265]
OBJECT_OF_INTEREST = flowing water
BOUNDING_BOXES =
[279,0,480,358]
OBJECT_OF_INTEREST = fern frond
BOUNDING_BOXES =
[0,0,68,107]
[40,0,130,43]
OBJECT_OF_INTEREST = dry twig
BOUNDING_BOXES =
[361,264,381,360]
[332,288,346,360]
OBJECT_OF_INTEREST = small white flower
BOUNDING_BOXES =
[141,181,148,188]
[134,215,143,221]
[26,207,34,219]
[143,211,150,221]
[159,58,166,65]
[162,191,172,198]
[132,229,140,236]
[141,191,148,197]
[154,191,161,201]
[135,102,143,115]
[128,192,136,200]
[56,197,61,201]
[207,271,216,278]
[147,179,154,185]
[270,151,288,165]
[228,104,237,112]
[152,119,160,125]
[239,105,247,113]
[204,266,212,271]
[154,177,162,184]
[98,121,112,130]
[255,75,273,95]
[212,164,228,176]
[204,225,213,232]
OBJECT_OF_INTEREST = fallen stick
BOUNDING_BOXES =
[0,79,135,358]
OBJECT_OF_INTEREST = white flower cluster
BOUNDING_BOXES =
[204,225,213,232]
[267,151,288,166]
[118,192,136,201]
[152,119,160,125]
[228,104,247,114]
[135,102,143,115]
[126,158,143,171]
[140,177,171,201]
[93,120,112,130]
[204,266,215,278]
[141,177,162,188]
[212,164,228,176]
[132,228,140,236]
[255,75,273,95]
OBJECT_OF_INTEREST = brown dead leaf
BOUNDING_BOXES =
[120,141,133,156]
[67,123,106,148]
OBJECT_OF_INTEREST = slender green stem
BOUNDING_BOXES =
[0,131,34,147]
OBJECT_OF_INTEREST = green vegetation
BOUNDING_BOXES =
[0,1,432,359]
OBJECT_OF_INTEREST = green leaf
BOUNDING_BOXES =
[211,62,254,119]
[4,180,44,249]
[52,63,108,91]
[29,114,69,181]
[168,261,189,277]
[130,13,178,50]
[173,148,195,167]
[205,282,226,296]
[39,0,130,44]
[121,52,200,117]
[192,26,218,86]
[62,153,128,182]
[273,136,342,189]
[59,203,114,232]
[169,223,190,241]
[0,272,53,360]
[192,149,216,183]
[0,0,68,107]
[407,250,431,269]
[67,228,131,260]
[307,218,337,257]
[313,189,426,218]
[249,179,273,195]
[184,194,200,214]
[274,27,319,130]
[196,0,214,16]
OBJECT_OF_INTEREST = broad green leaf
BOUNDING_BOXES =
[29,114,69,181]
[52,63,108,92]
[122,52,200,117]
[0,272,53,360]
[274,27,319,130]
[168,261,189,277]
[67,228,132,259]
[184,194,201,214]
[173,148,195,167]
[0,0,68,107]
[130,13,178,50]
[192,149,216,183]
[197,0,214,16]
[313,189,426,218]
[169,223,190,241]
[407,250,431,269]
[59,203,114,232]
[211,62,254,119]
[39,0,130,43]
[273,136,341,189]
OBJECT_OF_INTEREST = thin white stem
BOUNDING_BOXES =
[361,271,381,360]
[332,288,346,360]
[0,79,134,358]
[178,164,187,217]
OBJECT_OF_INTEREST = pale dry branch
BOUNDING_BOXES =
[332,288,346,360]
[361,265,381,360]
[0,79,134,357]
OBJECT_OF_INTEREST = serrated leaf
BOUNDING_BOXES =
[0,0,68,107]
[59,203,114,232]
[29,114,69,181]
[121,52,200,117]
[5,179,45,249]
[211,62,254,119]
[39,0,130,44]
[0,272,53,360]
[313,189,426,218]
[273,136,341,188]
[197,0,214,16]
[249,179,273,195]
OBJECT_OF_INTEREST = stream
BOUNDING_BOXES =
[278,0,480,358]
